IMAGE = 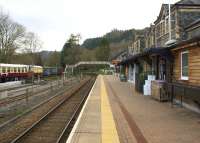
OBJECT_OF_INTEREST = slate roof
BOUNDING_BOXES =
[176,0,200,5]
[120,47,173,65]
[185,18,200,29]
[111,50,127,60]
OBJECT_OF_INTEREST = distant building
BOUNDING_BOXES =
[145,25,156,48]
[154,1,200,47]
[127,35,145,55]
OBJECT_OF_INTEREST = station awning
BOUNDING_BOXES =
[119,47,173,65]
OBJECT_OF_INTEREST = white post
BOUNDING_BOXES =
[168,2,171,41]
[37,75,40,84]
[64,65,67,81]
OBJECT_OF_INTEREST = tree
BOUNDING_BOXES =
[60,34,81,67]
[80,48,96,61]
[22,32,43,65]
[0,10,26,63]
[46,50,60,66]
[95,38,110,61]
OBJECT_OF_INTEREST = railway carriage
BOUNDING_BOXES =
[0,64,29,82]
[0,63,43,82]
[30,65,43,76]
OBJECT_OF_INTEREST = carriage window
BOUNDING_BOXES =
[2,67,6,73]
[7,67,10,72]
[181,51,188,80]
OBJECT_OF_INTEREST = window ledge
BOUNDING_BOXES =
[181,77,189,80]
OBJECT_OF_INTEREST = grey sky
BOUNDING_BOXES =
[0,0,179,51]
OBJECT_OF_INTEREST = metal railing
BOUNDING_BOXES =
[161,82,200,106]
[0,78,77,103]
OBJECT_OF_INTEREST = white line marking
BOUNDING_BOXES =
[66,77,98,143]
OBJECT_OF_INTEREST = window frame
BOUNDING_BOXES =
[2,67,6,73]
[165,16,169,34]
[181,51,189,80]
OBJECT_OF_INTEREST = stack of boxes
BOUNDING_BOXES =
[143,75,156,96]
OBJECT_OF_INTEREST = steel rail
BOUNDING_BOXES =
[0,78,77,106]
[56,79,95,143]
[0,78,81,130]
[10,78,93,143]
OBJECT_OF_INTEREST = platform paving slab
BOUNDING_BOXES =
[67,75,200,143]
[67,76,101,143]
[105,75,200,143]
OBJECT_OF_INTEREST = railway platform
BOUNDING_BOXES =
[67,75,200,143]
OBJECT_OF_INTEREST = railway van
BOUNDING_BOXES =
[43,67,62,77]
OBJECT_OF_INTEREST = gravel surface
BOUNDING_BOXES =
[0,78,78,124]
[0,78,89,143]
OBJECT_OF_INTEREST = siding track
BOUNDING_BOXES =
[0,77,95,143]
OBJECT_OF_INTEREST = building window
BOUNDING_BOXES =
[165,16,169,34]
[161,21,165,35]
[181,51,189,80]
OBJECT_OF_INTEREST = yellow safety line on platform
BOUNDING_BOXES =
[101,76,120,143]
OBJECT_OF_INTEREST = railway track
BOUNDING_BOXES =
[0,77,95,143]
[0,78,76,106]
[0,78,80,128]
[0,84,32,93]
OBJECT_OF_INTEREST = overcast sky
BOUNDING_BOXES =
[0,0,179,51]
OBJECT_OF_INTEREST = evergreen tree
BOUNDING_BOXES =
[95,38,110,61]
[60,34,81,67]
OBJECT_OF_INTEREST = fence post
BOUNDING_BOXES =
[62,77,64,87]
[57,80,60,89]
[26,88,29,104]
[171,84,174,107]
[32,84,34,93]
[181,87,185,107]
[51,82,53,91]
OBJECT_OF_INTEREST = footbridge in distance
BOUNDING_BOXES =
[64,61,113,75]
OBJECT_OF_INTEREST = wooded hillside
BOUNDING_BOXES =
[81,28,146,49]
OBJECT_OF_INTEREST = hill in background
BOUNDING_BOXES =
[81,28,146,58]
[11,28,147,66]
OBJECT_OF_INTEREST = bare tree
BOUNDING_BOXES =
[23,32,43,65]
[23,32,42,53]
[0,10,26,63]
